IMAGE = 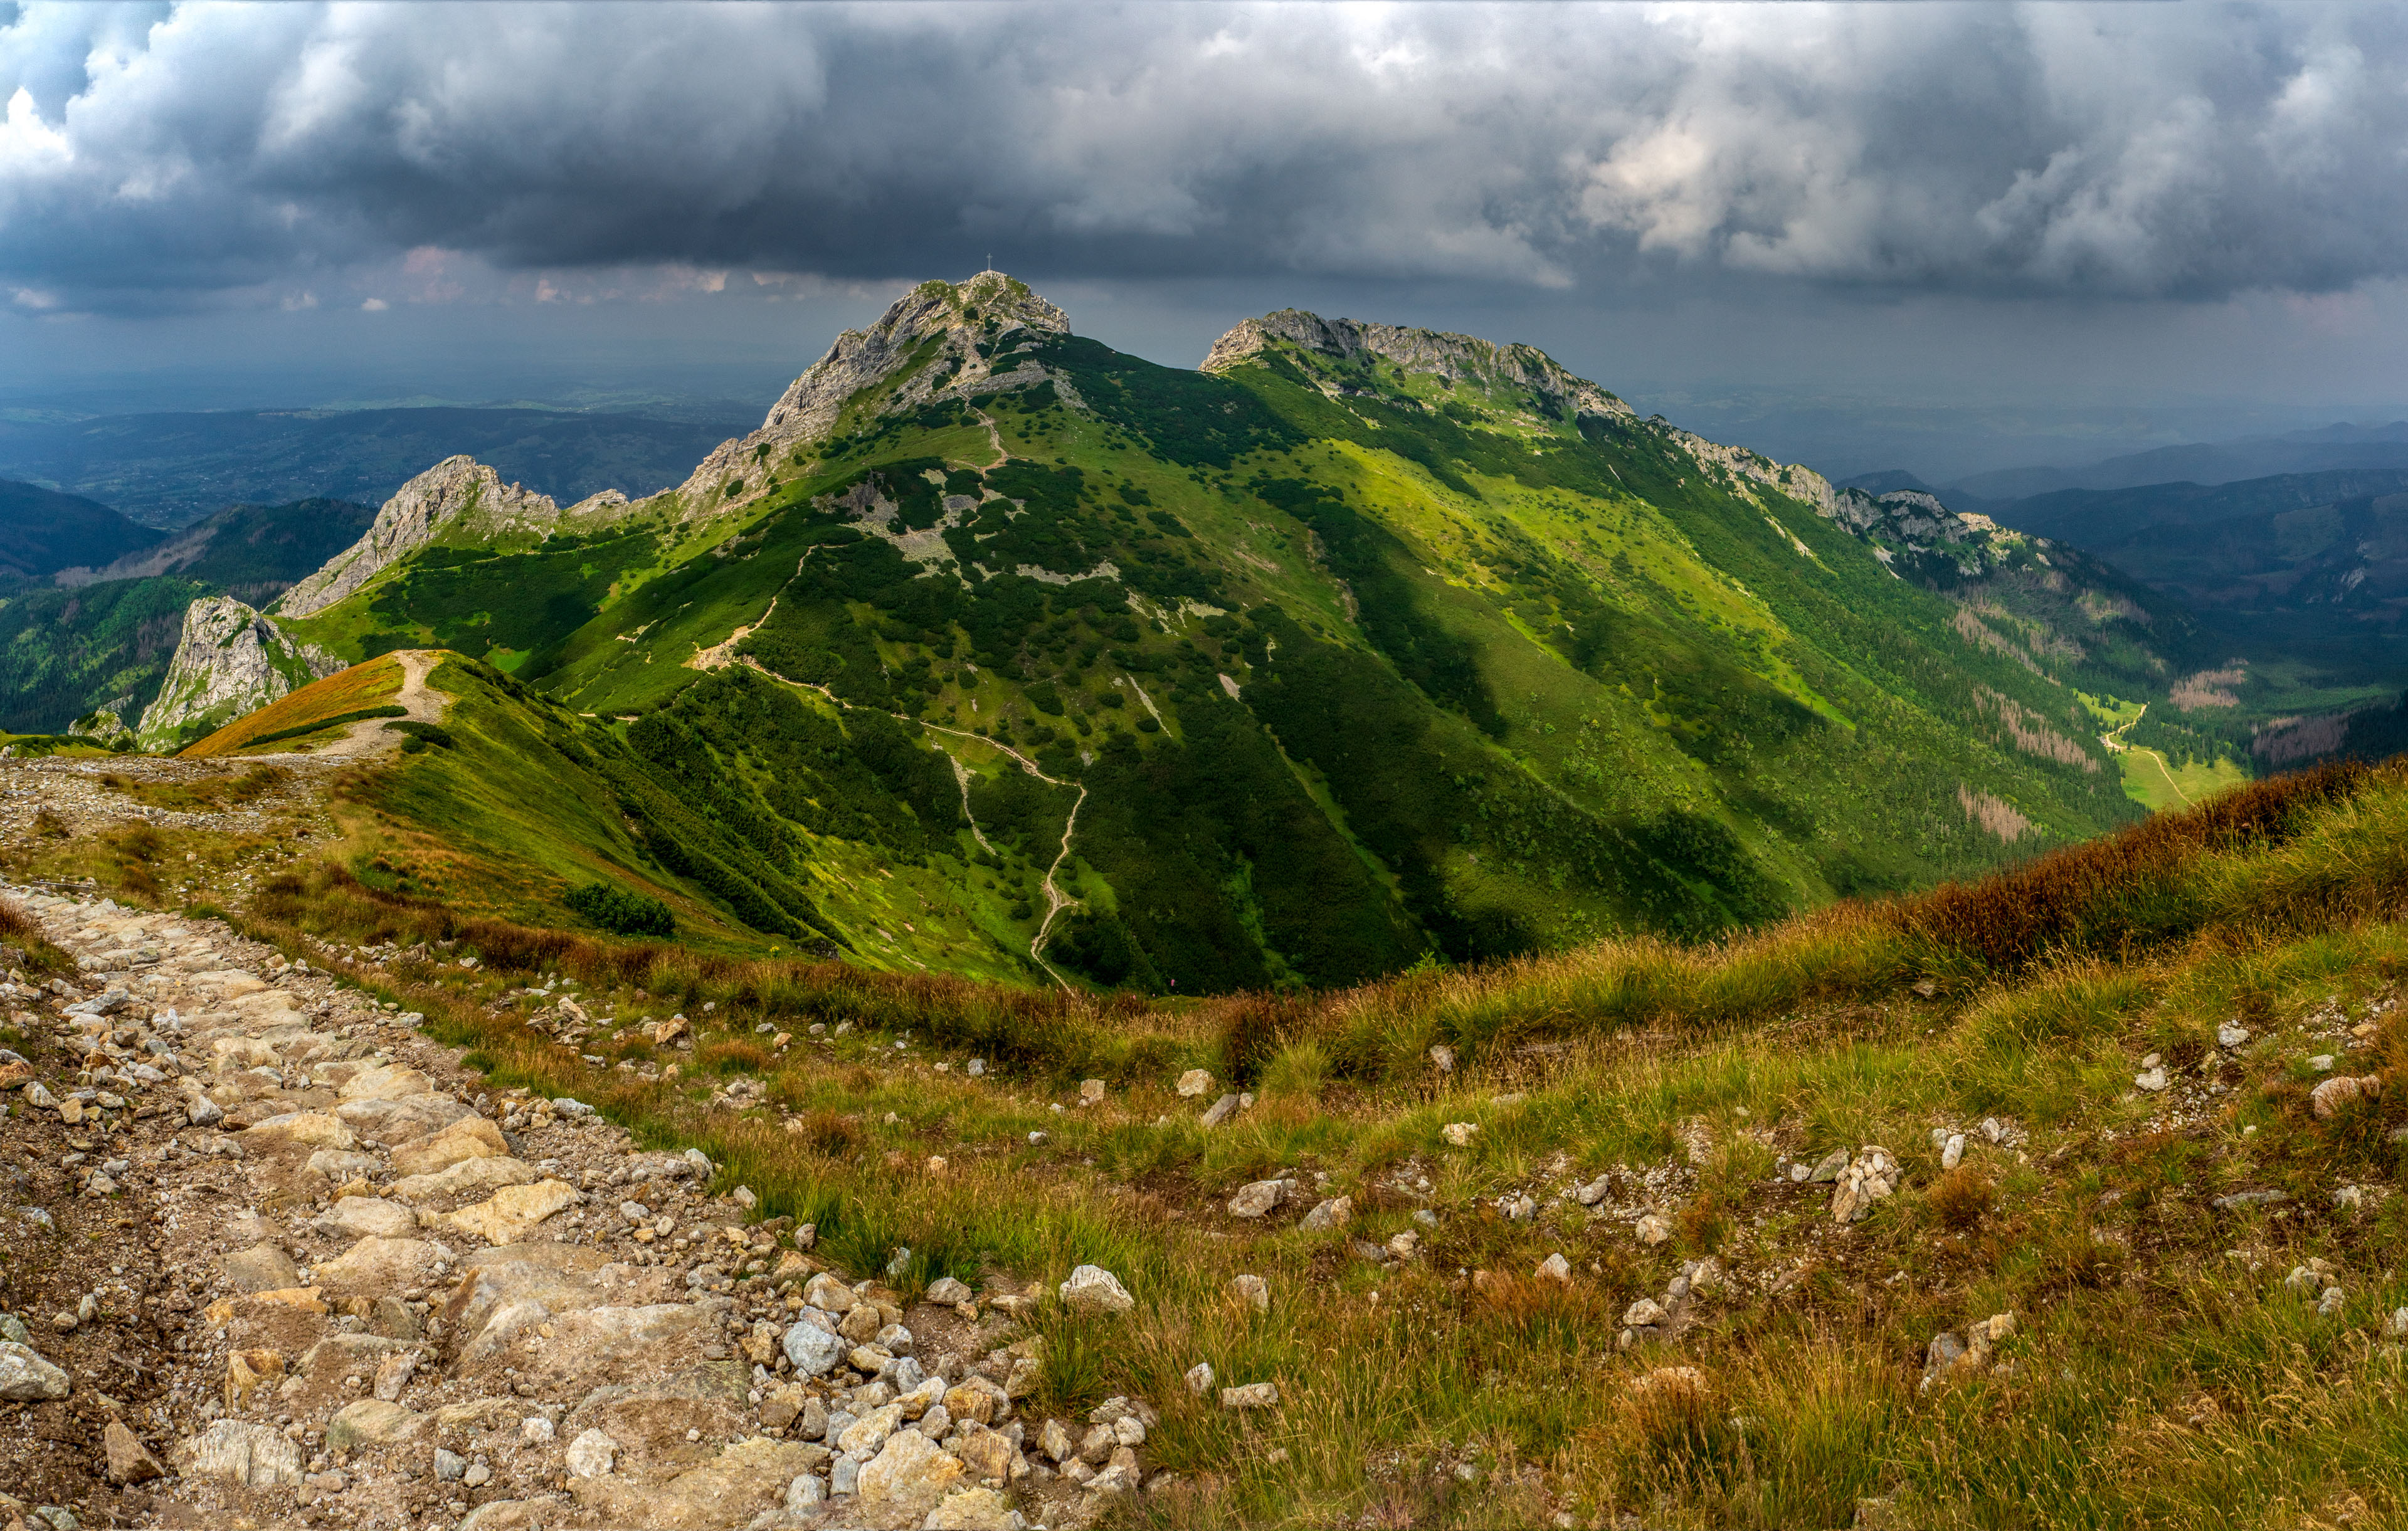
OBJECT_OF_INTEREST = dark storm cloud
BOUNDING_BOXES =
[5,2,2408,313]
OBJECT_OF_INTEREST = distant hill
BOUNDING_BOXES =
[1982,468,2408,708]
[0,405,756,527]
[0,478,161,578]
[1950,424,2408,502]
[1990,469,2408,546]
[0,496,377,736]
[55,497,378,606]
[1835,469,1948,498]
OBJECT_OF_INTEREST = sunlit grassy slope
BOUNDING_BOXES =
[270,274,2202,993]
[180,653,405,757]
[195,754,2408,1529]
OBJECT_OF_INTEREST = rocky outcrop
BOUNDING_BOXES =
[665,271,1072,523]
[134,596,342,748]
[277,459,628,619]
[1201,308,1635,424]
[1823,485,2034,580]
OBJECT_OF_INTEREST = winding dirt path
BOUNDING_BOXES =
[2098,702,2196,808]
[253,650,450,762]
[741,658,1089,991]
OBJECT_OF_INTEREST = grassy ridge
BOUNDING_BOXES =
[181,653,404,757]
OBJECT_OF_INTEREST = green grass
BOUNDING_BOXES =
[2120,746,2251,813]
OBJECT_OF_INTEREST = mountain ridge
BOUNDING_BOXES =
[165,272,2202,991]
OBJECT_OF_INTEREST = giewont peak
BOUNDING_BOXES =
[669,272,1074,517]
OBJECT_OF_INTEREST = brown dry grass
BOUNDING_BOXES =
[182,655,403,759]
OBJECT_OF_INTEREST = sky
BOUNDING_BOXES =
[6,1,2408,481]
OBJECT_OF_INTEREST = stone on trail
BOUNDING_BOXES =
[221,1242,303,1294]
[443,1179,579,1244]
[390,1115,510,1178]
[805,1271,858,1312]
[223,1349,284,1411]
[103,1418,166,1484]
[1059,1265,1134,1314]
[313,1235,448,1299]
[856,1428,966,1522]
[0,1340,70,1401]
[1634,1213,1672,1246]
[240,1112,356,1153]
[337,1062,435,1101]
[1830,1147,1901,1225]
[925,1276,973,1307]
[784,1316,846,1377]
[325,1398,426,1449]
[926,1485,1025,1530]
[391,1154,542,1204]
[177,1420,304,1488]
[2312,1074,2383,1118]
[319,1195,417,1241]
[1299,1196,1352,1232]
[1535,1253,1572,1283]
[572,1436,827,1530]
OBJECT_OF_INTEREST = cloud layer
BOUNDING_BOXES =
[5,1,2407,313]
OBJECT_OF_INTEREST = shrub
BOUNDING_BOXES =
[386,720,457,750]
[1928,1166,1994,1232]
[564,881,677,938]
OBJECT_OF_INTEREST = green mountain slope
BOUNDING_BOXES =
[0,477,160,577]
[267,273,2194,992]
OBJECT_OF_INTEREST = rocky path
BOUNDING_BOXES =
[289,651,448,763]
[0,884,1163,1530]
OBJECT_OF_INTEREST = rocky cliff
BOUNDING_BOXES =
[1201,308,1636,424]
[663,271,1074,522]
[276,458,628,620]
[134,596,342,748]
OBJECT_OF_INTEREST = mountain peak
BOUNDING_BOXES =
[665,272,1074,519]
[1201,307,1634,424]
[277,456,628,619]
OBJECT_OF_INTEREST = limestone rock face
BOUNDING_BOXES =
[667,271,1072,522]
[1202,308,1634,424]
[134,595,342,747]
[278,457,629,619]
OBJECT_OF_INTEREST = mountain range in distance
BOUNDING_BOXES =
[0,402,757,528]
